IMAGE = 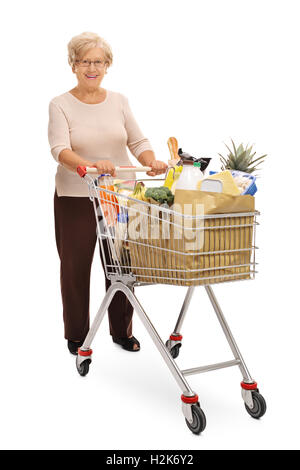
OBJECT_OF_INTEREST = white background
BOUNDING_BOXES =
[1,0,299,450]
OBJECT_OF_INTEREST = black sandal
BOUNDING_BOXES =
[112,336,140,352]
[67,340,84,355]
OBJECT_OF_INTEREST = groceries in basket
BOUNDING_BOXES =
[219,139,267,175]
[145,186,174,205]
[113,211,131,271]
[98,175,119,226]
[124,181,174,206]
[175,149,211,191]
[114,212,128,260]
[229,170,257,195]
[127,184,256,286]
[130,182,148,202]
[164,137,183,191]
[198,170,241,195]
[178,148,211,173]
[198,139,267,196]
[100,136,266,286]
[125,137,264,286]
[167,136,180,164]
[175,158,203,191]
[164,164,183,192]
[175,149,211,192]
[164,137,212,193]
[202,170,258,195]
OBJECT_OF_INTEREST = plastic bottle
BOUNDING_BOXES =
[113,212,130,266]
[175,161,204,191]
[164,164,183,192]
[116,212,128,241]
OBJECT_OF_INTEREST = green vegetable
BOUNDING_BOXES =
[145,186,174,205]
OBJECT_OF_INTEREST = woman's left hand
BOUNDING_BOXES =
[146,160,168,176]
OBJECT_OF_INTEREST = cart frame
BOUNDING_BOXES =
[75,170,266,433]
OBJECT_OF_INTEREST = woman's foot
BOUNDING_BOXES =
[67,340,83,355]
[112,335,140,352]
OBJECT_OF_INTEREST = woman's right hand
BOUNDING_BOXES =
[93,160,116,177]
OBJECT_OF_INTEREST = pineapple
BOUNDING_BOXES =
[219,139,267,175]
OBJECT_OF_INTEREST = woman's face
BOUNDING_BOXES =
[73,47,108,90]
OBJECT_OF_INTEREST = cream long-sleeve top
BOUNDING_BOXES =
[48,90,153,196]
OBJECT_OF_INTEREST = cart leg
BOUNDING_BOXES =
[204,285,254,383]
[204,285,266,414]
[76,283,120,371]
[173,286,195,334]
[117,283,206,429]
[78,281,196,395]
[115,283,195,395]
[166,286,195,358]
[78,281,206,431]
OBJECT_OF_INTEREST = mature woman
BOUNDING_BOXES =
[48,32,167,355]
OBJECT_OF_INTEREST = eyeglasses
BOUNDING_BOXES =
[75,59,107,69]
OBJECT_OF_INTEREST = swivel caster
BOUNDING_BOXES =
[241,381,266,419]
[181,394,206,435]
[76,359,91,376]
[166,334,182,359]
[76,348,93,377]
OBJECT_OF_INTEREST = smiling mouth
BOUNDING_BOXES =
[85,75,98,79]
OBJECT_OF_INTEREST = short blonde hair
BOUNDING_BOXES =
[67,32,113,68]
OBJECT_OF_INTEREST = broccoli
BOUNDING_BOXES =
[145,186,174,205]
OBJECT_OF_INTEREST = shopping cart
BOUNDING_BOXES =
[75,165,266,434]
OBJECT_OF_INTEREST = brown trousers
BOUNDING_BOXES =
[54,192,133,342]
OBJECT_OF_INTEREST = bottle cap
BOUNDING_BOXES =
[193,162,201,167]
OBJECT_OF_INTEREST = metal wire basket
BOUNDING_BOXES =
[87,174,258,287]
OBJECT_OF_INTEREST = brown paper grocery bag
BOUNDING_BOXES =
[127,199,172,283]
[168,190,255,285]
[127,200,150,283]
[173,190,254,214]
[127,191,255,286]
